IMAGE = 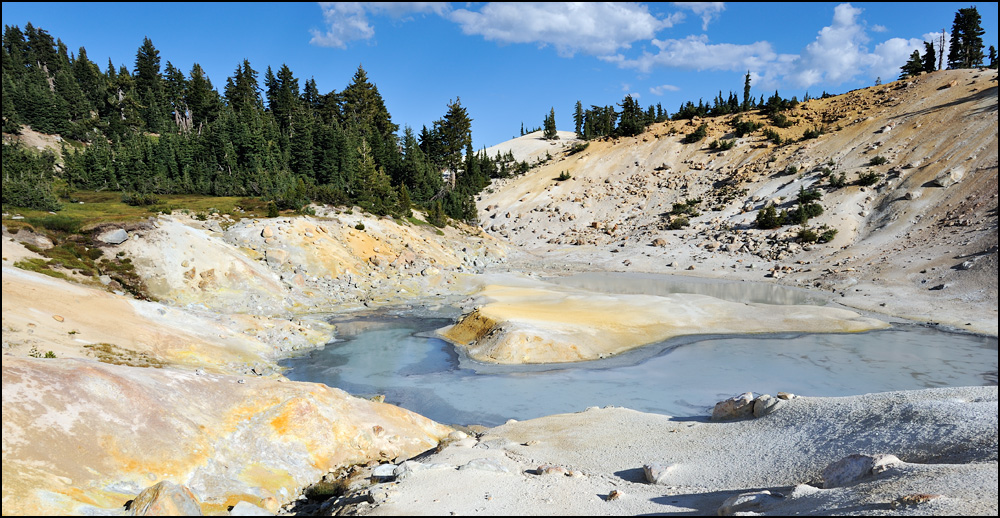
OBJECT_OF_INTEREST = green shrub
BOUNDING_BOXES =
[786,202,823,225]
[25,215,82,234]
[755,205,783,229]
[670,198,702,217]
[801,126,826,140]
[799,225,838,243]
[770,113,794,128]
[683,123,708,144]
[556,171,572,181]
[781,165,799,176]
[709,139,735,151]
[762,128,784,145]
[828,172,847,188]
[868,155,888,166]
[668,216,689,229]
[566,142,589,155]
[731,117,762,137]
[858,171,881,186]
[354,222,365,231]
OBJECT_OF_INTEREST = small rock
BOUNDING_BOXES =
[776,392,796,400]
[460,458,509,473]
[752,394,783,417]
[822,453,902,489]
[891,493,942,510]
[652,238,668,247]
[370,463,397,482]
[643,462,677,485]
[52,315,64,322]
[711,392,755,421]
[536,464,569,476]
[929,284,946,291]
[606,490,623,501]
[98,228,129,245]
[718,490,783,516]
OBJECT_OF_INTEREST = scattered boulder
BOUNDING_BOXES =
[643,462,677,485]
[652,238,668,247]
[264,248,289,268]
[717,490,783,516]
[459,458,509,473]
[752,394,783,417]
[821,453,902,488]
[931,167,965,188]
[98,228,130,245]
[260,226,274,239]
[128,481,202,516]
[711,392,755,421]
[536,464,569,476]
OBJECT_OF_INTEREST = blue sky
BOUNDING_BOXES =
[2,2,997,149]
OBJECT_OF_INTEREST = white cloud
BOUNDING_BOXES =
[650,84,681,95]
[785,3,876,87]
[310,2,375,48]
[871,24,888,33]
[869,37,924,81]
[446,2,677,57]
[310,2,450,48]
[605,34,781,74]
[673,2,725,31]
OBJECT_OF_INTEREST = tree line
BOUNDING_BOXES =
[1,23,528,223]
[900,6,995,80]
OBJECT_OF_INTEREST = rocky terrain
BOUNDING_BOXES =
[2,68,997,516]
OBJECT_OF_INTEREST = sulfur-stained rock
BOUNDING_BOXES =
[128,480,203,516]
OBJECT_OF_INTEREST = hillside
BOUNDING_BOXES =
[478,68,999,336]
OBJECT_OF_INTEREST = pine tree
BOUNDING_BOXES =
[435,98,472,185]
[989,46,998,69]
[947,7,985,69]
[899,50,924,79]
[573,100,583,138]
[742,70,752,111]
[542,107,558,140]
[921,41,936,73]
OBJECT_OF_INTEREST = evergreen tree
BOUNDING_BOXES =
[186,63,221,128]
[742,70,752,111]
[616,95,644,137]
[542,107,558,140]
[989,46,998,69]
[899,50,924,79]
[133,37,168,131]
[947,7,985,69]
[573,101,583,138]
[434,97,472,185]
[922,41,937,72]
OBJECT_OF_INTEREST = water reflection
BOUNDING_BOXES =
[281,317,998,427]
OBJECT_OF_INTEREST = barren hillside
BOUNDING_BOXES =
[478,68,998,335]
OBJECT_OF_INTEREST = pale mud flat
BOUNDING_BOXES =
[338,386,998,516]
[438,278,888,364]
